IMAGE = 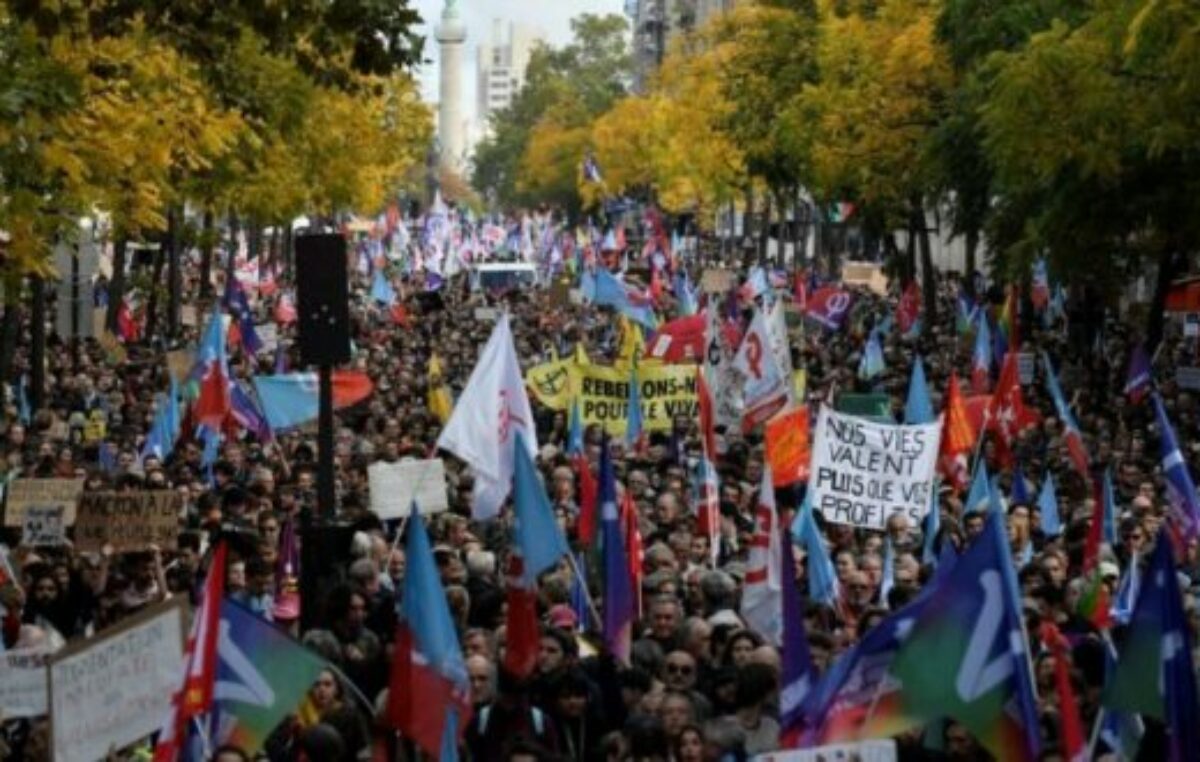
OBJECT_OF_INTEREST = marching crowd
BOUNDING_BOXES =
[0,217,1198,762]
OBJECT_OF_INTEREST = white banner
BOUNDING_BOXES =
[50,599,184,762]
[809,406,942,530]
[368,459,450,519]
[0,647,52,719]
[756,739,896,762]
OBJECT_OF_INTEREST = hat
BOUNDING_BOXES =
[1099,561,1120,581]
[273,587,300,622]
[547,604,578,630]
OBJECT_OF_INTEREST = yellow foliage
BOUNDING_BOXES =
[517,101,593,207]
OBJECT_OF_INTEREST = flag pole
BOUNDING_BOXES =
[565,550,604,633]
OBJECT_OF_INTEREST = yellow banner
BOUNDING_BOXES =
[573,364,699,436]
[527,360,575,410]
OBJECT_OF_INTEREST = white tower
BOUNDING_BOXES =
[436,0,467,174]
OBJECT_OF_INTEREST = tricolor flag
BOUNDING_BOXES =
[224,278,262,355]
[387,512,472,760]
[193,307,232,429]
[251,371,374,432]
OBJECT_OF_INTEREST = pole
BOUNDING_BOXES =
[70,249,80,374]
[29,277,45,414]
[318,363,335,517]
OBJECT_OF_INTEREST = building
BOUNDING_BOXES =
[436,0,468,174]
[629,0,739,91]
[475,19,543,137]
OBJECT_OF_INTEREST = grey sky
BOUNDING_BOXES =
[411,0,629,116]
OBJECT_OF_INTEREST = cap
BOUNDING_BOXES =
[546,604,578,630]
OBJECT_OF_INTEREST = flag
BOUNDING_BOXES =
[905,356,934,425]
[427,354,454,425]
[251,371,374,432]
[696,366,718,460]
[879,536,896,606]
[371,269,397,306]
[581,268,657,329]
[1097,635,1145,759]
[154,542,228,762]
[806,286,853,331]
[621,490,645,617]
[1079,477,1112,630]
[1124,344,1151,404]
[888,511,1041,762]
[764,406,811,487]
[972,313,992,393]
[141,394,175,463]
[673,271,698,316]
[274,291,297,324]
[1153,394,1200,539]
[733,308,789,432]
[922,485,940,566]
[791,492,837,606]
[956,288,977,335]
[1109,552,1140,626]
[778,532,817,749]
[1037,473,1062,537]
[741,466,783,645]
[1030,259,1050,310]
[599,441,635,663]
[569,551,592,633]
[387,513,472,759]
[213,600,326,753]
[939,373,975,492]
[1042,352,1090,480]
[1101,468,1118,545]
[193,307,232,430]
[230,381,271,441]
[1039,622,1086,762]
[857,331,886,381]
[512,432,570,584]
[983,352,1031,468]
[117,298,141,342]
[626,364,644,451]
[966,459,991,514]
[644,312,706,362]
[574,431,599,547]
[693,455,720,566]
[1103,529,1198,762]
[999,286,1019,351]
[435,314,537,521]
[896,281,921,335]
[225,278,262,355]
[1011,461,1031,505]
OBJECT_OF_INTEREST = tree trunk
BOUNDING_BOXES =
[0,279,20,385]
[200,210,215,299]
[904,218,917,285]
[918,216,938,323]
[225,213,240,293]
[29,277,45,414]
[282,223,294,282]
[964,227,979,299]
[145,240,167,342]
[268,226,280,279]
[1146,247,1179,353]
[758,194,772,266]
[106,236,128,334]
[166,205,181,340]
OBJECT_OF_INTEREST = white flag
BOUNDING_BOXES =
[704,308,743,433]
[766,299,794,379]
[741,466,783,646]
[733,308,788,431]
[436,313,537,520]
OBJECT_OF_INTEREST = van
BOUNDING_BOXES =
[470,262,539,293]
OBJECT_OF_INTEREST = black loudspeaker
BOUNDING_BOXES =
[299,520,357,632]
[295,234,351,366]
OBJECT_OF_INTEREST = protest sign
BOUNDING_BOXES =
[73,490,182,553]
[0,647,52,719]
[22,505,65,547]
[256,323,279,352]
[180,304,198,327]
[1177,366,1200,391]
[572,363,699,436]
[82,409,107,444]
[368,459,449,519]
[50,598,185,762]
[3,478,84,527]
[473,307,499,322]
[165,349,194,383]
[841,261,889,296]
[809,406,942,530]
[765,406,810,487]
[700,269,736,293]
[755,739,896,762]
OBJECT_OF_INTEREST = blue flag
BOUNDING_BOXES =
[599,440,635,662]
[581,268,657,329]
[1102,467,1119,545]
[922,484,941,566]
[1037,472,1062,537]
[569,551,592,633]
[371,269,397,306]
[567,397,584,455]
[1011,461,1030,505]
[512,432,569,585]
[225,278,262,355]
[857,331,885,381]
[966,458,991,514]
[779,534,817,745]
[791,492,838,606]
[1153,394,1200,539]
[904,356,934,424]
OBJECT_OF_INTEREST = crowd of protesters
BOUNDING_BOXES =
[0,217,1198,762]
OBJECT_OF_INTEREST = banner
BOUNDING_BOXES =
[765,407,811,487]
[22,505,66,547]
[50,599,185,762]
[527,359,574,410]
[809,406,942,530]
[3,478,84,527]
[73,491,182,553]
[575,364,698,436]
[756,739,896,762]
[0,647,52,719]
[368,459,450,519]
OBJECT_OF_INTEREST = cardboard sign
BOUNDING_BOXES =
[4,478,84,528]
[1018,352,1036,385]
[166,349,194,383]
[765,406,811,486]
[22,505,65,547]
[368,459,450,519]
[50,599,185,762]
[256,323,279,352]
[474,307,499,321]
[841,261,889,296]
[809,406,942,530]
[73,491,182,553]
[755,739,896,762]
[0,647,52,719]
[180,304,198,327]
[1177,366,1200,391]
[700,269,736,293]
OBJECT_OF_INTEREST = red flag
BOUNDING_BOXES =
[1040,622,1087,761]
[154,542,227,762]
[649,265,664,304]
[939,373,976,493]
[194,361,231,430]
[793,271,808,311]
[575,454,598,546]
[117,299,141,342]
[896,281,921,334]
[697,366,717,460]
[621,490,645,616]
[983,353,1032,468]
[502,555,540,678]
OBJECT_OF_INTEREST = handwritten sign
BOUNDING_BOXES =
[809,406,942,530]
[4,478,84,528]
[700,269,736,293]
[73,491,182,553]
[368,460,450,519]
[0,647,52,719]
[22,505,65,547]
[50,599,185,762]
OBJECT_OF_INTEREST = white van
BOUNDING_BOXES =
[470,262,539,293]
